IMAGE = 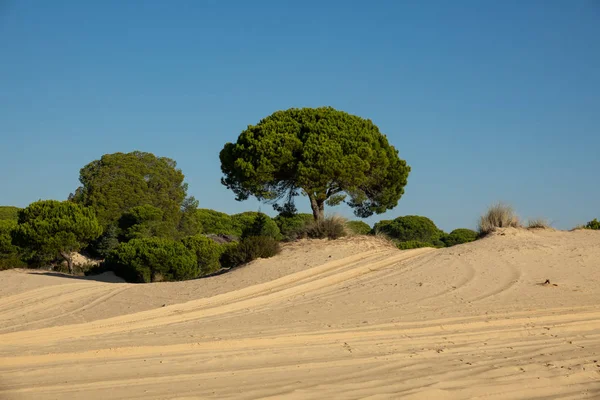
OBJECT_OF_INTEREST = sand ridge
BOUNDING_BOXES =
[1,230,600,399]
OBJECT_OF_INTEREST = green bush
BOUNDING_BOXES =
[86,224,120,258]
[585,218,600,230]
[0,220,26,270]
[231,212,282,240]
[397,240,434,250]
[373,215,445,244]
[304,216,347,240]
[274,213,314,240]
[346,220,371,235]
[118,204,172,241]
[12,200,102,273]
[220,236,280,268]
[219,242,245,269]
[196,209,236,235]
[0,206,20,221]
[0,255,27,271]
[181,235,226,276]
[105,237,198,283]
[442,228,478,247]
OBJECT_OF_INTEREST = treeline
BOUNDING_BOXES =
[2,107,597,283]
[0,151,384,282]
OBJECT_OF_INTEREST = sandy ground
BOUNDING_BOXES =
[1,229,600,399]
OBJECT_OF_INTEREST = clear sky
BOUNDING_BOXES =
[1,0,599,231]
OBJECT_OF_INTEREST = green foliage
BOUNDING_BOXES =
[373,215,445,245]
[346,220,371,235]
[220,236,280,268]
[196,209,236,235]
[12,200,102,269]
[274,213,314,240]
[0,220,19,257]
[220,107,410,220]
[0,206,20,221]
[304,216,347,240]
[219,242,245,269]
[181,235,226,276]
[105,237,198,283]
[0,220,26,270]
[70,151,188,230]
[231,212,281,239]
[118,204,172,242]
[397,240,433,250]
[176,196,201,238]
[442,228,478,247]
[86,224,120,258]
[585,218,600,230]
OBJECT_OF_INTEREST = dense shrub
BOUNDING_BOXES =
[442,228,478,247]
[118,204,172,241]
[274,213,314,240]
[478,203,520,235]
[12,200,102,273]
[304,216,347,240]
[196,209,236,235]
[86,224,120,258]
[373,215,445,245]
[231,212,282,239]
[397,240,433,250]
[176,196,201,238]
[0,220,26,270]
[0,206,20,221]
[181,235,226,276]
[346,220,371,235]
[585,218,600,230]
[219,242,245,269]
[70,151,188,229]
[220,236,280,268]
[105,237,198,283]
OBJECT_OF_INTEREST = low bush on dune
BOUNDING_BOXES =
[585,218,600,230]
[105,237,198,283]
[303,216,347,240]
[0,220,22,270]
[397,240,434,250]
[477,203,520,236]
[220,236,280,269]
[235,212,282,240]
[181,235,226,276]
[346,220,372,235]
[274,213,314,241]
[441,228,478,246]
[373,215,445,246]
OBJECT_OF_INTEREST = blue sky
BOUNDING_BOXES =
[1,0,598,231]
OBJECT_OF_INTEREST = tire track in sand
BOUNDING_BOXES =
[0,248,434,346]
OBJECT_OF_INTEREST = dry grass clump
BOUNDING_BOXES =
[478,203,520,236]
[526,218,551,229]
[303,215,348,240]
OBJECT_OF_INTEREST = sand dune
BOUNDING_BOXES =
[1,229,600,399]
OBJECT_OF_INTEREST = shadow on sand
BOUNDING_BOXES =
[27,270,127,283]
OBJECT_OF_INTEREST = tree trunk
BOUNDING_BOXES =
[60,251,74,274]
[309,195,325,222]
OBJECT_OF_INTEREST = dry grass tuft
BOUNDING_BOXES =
[478,202,520,236]
[526,218,551,229]
[304,215,348,240]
